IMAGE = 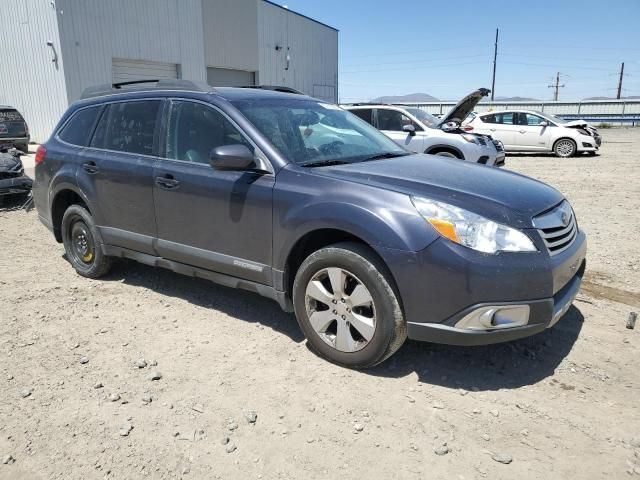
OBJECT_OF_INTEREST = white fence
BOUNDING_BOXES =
[391,100,640,125]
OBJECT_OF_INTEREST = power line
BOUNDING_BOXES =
[548,72,566,101]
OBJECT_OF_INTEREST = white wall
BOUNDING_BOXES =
[56,0,207,104]
[0,0,69,143]
[202,0,258,73]
[258,1,338,102]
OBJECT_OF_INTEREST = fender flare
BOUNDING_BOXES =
[424,144,465,159]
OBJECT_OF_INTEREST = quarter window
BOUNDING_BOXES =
[58,106,101,146]
[166,101,253,164]
[91,100,161,155]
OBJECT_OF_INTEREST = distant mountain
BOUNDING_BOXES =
[372,93,439,103]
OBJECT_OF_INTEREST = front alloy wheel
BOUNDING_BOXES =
[304,267,376,352]
[554,139,576,158]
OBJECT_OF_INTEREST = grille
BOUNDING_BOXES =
[0,171,21,180]
[534,201,578,255]
[477,137,486,146]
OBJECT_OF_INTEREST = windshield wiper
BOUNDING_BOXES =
[361,151,411,162]
[299,159,351,168]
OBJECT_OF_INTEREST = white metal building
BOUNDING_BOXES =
[0,0,338,142]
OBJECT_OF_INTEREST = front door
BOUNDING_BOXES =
[83,99,162,254]
[152,100,275,285]
[514,112,552,150]
[375,108,425,153]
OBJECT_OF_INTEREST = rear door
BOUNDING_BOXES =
[480,112,518,149]
[81,99,162,254]
[375,108,424,152]
[152,99,274,284]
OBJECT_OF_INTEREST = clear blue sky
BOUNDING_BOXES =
[280,0,640,102]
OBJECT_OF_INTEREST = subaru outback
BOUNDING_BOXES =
[33,80,586,368]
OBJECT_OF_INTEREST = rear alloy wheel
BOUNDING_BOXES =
[61,205,113,278]
[293,242,406,368]
[553,139,576,158]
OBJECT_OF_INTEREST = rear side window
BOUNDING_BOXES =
[482,113,514,125]
[166,101,253,164]
[91,100,161,155]
[350,108,374,125]
[58,106,101,146]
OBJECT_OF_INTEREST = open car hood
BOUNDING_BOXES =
[438,88,490,127]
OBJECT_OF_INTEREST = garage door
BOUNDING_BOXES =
[207,67,255,87]
[112,58,178,84]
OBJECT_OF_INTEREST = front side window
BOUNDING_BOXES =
[165,101,253,164]
[231,98,407,167]
[523,113,545,126]
[405,107,439,128]
[376,109,418,132]
[58,106,101,146]
[91,100,161,155]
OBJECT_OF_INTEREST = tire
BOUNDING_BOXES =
[292,242,406,369]
[433,151,459,158]
[61,204,112,278]
[553,138,577,158]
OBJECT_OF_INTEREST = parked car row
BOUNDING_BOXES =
[32,80,587,368]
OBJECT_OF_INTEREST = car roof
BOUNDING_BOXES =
[0,105,18,110]
[479,109,540,115]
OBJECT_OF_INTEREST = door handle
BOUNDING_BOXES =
[519,130,526,134]
[489,128,496,132]
[82,162,98,174]
[155,174,180,190]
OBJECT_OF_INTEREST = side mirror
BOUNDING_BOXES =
[402,124,416,136]
[209,144,255,171]
[540,121,549,127]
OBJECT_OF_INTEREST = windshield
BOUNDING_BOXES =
[231,98,407,166]
[537,111,569,125]
[405,107,440,128]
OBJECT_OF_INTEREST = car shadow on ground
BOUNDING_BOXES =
[0,194,31,211]
[507,152,598,158]
[367,306,584,391]
[72,256,583,389]
[98,258,305,342]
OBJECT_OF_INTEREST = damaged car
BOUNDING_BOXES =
[0,147,32,203]
[464,110,601,157]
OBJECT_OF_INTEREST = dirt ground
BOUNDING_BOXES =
[1,129,639,480]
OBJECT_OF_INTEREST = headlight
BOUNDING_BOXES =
[411,197,537,253]
[461,133,479,144]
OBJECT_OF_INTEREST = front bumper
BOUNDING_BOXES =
[377,229,587,346]
[0,175,33,195]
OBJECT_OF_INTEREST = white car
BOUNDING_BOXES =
[343,89,505,167]
[464,110,602,158]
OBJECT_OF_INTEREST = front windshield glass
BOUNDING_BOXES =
[231,98,407,166]
[537,111,568,125]
[405,107,440,128]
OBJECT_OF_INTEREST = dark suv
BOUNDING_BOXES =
[33,80,586,368]
[0,106,30,153]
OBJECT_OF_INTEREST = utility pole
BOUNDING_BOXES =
[548,72,565,101]
[617,62,625,99]
[491,28,498,101]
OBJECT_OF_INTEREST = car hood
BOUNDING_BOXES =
[438,88,491,127]
[318,154,564,228]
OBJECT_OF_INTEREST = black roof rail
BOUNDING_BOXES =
[237,85,305,95]
[80,79,216,99]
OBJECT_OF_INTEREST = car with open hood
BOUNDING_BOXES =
[464,109,601,157]
[343,88,505,167]
[33,80,586,368]
[0,147,32,203]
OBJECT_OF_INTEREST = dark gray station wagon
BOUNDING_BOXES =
[33,80,586,368]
